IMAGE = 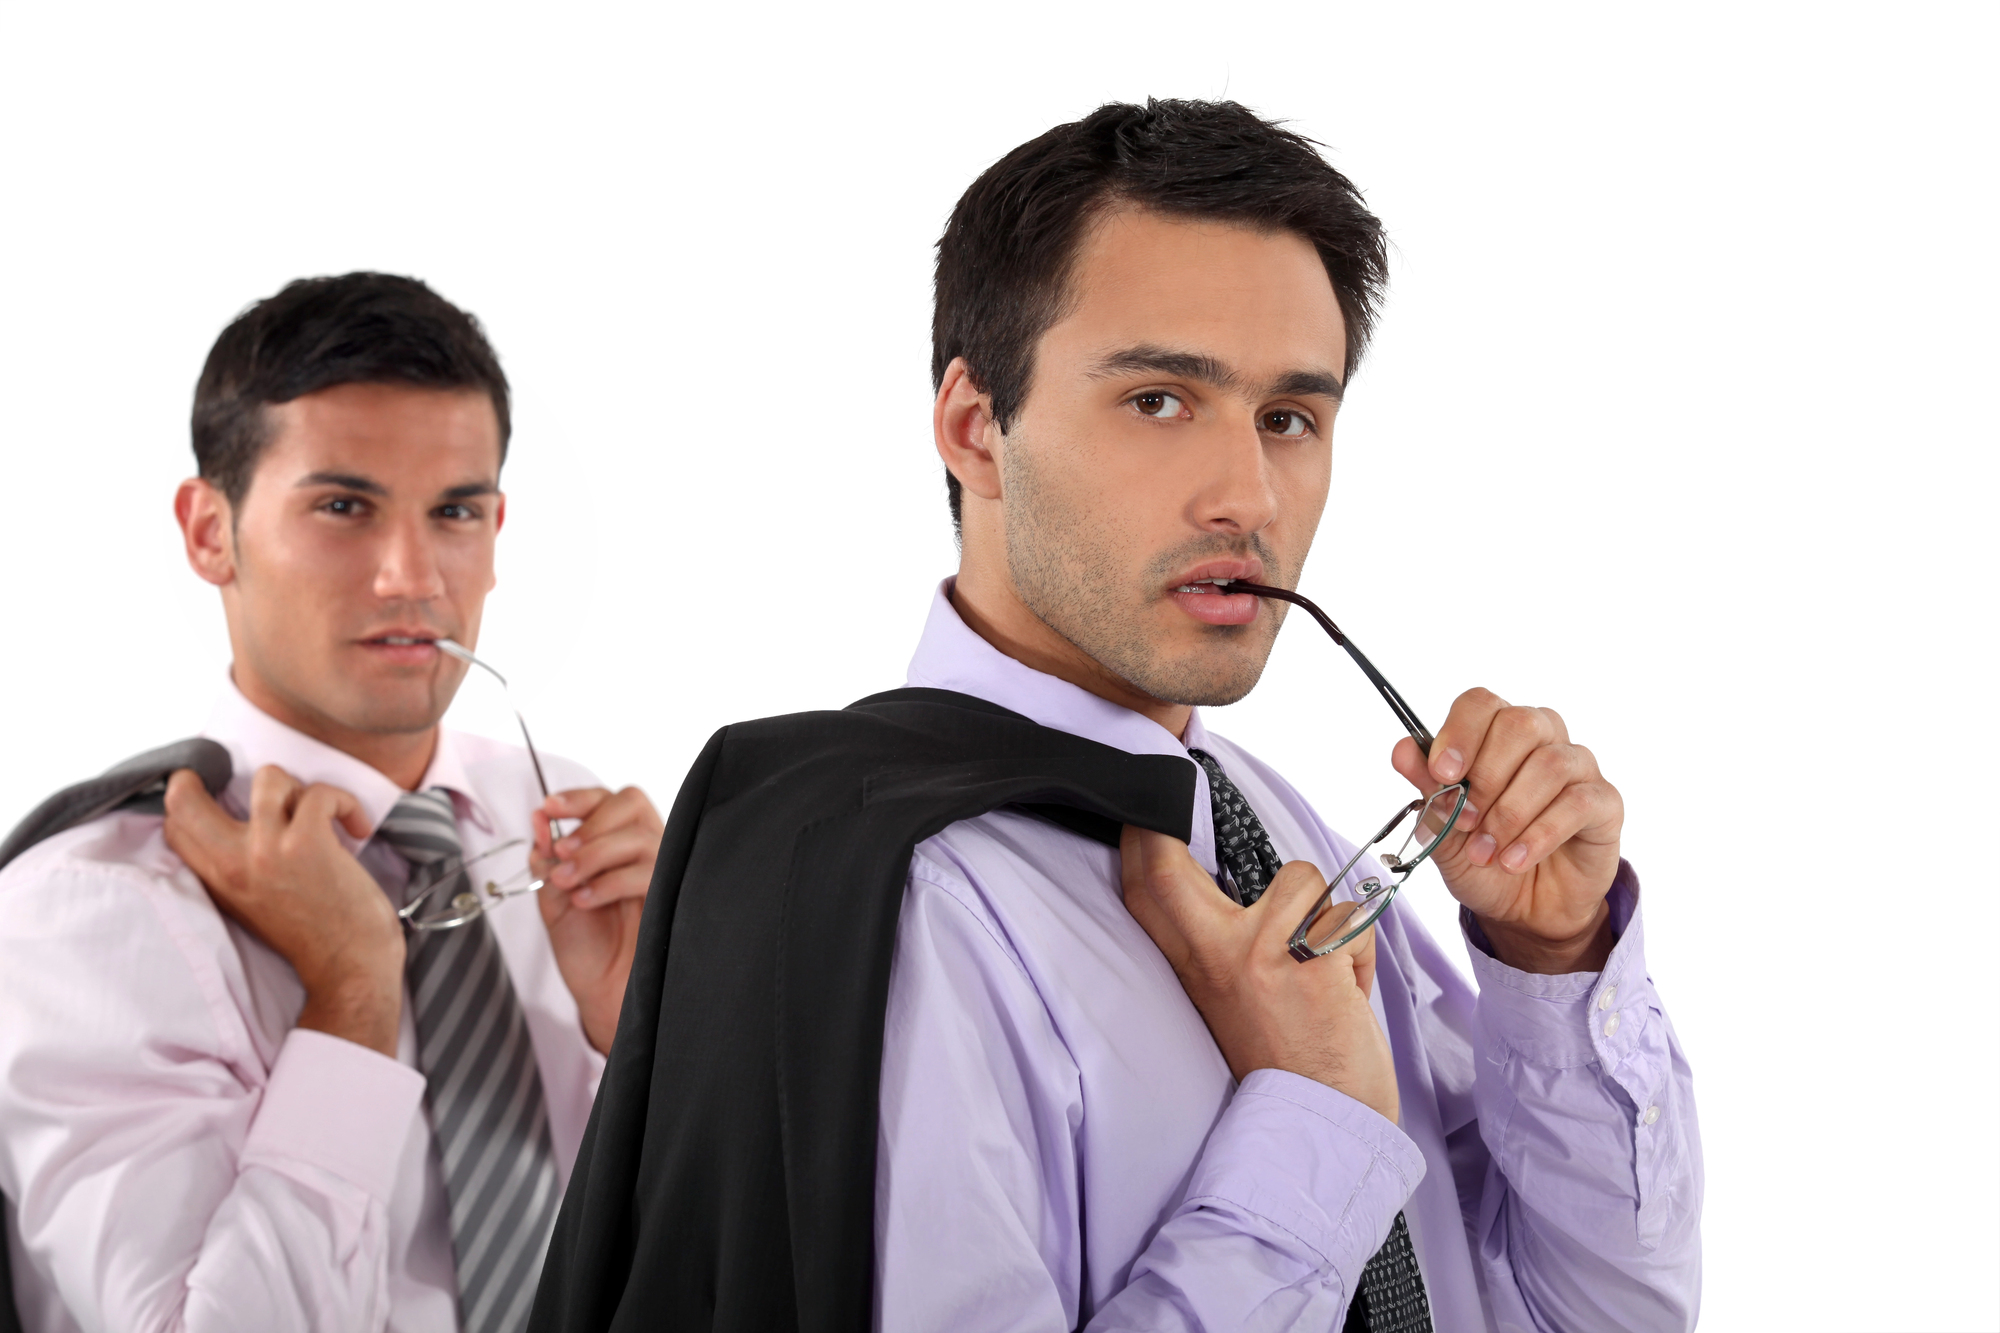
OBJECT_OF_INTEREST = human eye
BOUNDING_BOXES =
[320,495,370,518]
[435,502,477,521]
[1260,408,1315,439]
[1128,390,1189,420]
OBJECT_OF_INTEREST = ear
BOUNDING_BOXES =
[933,357,1003,503]
[175,478,237,588]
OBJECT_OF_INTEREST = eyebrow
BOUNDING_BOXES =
[295,471,499,501]
[1085,344,1344,402]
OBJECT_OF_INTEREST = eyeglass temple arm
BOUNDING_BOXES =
[1226,582,1438,758]
[436,639,553,799]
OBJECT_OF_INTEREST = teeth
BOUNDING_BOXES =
[380,636,429,645]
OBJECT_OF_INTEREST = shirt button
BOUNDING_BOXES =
[1598,986,1617,1010]
[1603,1012,1621,1038]
[1643,1104,1660,1126]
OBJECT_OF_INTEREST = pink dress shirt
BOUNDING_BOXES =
[0,681,605,1332]
[875,583,1702,1331]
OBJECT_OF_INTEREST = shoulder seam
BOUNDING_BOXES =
[905,847,1037,988]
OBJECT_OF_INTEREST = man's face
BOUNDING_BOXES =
[210,382,504,744]
[997,208,1347,706]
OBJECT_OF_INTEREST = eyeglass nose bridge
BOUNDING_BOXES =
[397,837,544,933]
[1286,779,1470,962]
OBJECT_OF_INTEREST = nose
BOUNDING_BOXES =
[1188,414,1279,536]
[373,512,447,604]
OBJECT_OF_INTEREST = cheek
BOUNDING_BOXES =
[1273,448,1332,527]
[439,539,499,596]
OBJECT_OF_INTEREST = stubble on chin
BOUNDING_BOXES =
[1001,445,1285,708]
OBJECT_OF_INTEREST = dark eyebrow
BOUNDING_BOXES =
[1271,369,1345,402]
[1087,345,1344,402]
[295,473,500,503]
[296,471,388,496]
[1087,345,1244,392]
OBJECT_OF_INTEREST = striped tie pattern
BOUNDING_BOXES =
[1188,752,1434,1333]
[377,789,560,1333]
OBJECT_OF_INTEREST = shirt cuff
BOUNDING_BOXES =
[1461,859,1657,1072]
[240,1028,428,1203]
[1184,1068,1426,1293]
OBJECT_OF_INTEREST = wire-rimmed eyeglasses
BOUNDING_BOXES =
[395,640,562,933]
[1226,582,1470,963]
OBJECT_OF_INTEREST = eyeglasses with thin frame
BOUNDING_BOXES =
[1225,582,1470,963]
[395,640,565,933]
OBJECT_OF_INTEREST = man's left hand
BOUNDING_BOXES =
[1391,687,1623,975]
[531,786,664,1054]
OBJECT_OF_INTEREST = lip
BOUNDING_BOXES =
[354,628,448,666]
[1164,559,1265,627]
[1165,558,1265,591]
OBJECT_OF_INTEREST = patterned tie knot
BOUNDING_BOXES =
[1188,748,1284,907]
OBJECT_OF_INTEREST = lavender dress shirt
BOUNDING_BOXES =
[874,584,1701,1331]
[0,680,605,1333]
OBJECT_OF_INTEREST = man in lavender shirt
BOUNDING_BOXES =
[875,101,1702,1330]
[0,274,666,1332]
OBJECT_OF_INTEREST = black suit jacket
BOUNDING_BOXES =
[529,688,1196,1333]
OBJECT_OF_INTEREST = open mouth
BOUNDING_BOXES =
[1167,577,1260,626]
[357,632,447,663]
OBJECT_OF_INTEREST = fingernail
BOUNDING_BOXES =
[1435,747,1464,781]
[1501,843,1528,870]
[556,837,578,856]
[1469,833,1497,865]
[1457,802,1480,831]
[555,861,576,884]
[575,887,594,905]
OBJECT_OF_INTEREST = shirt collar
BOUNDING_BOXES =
[200,672,489,846]
[904,579,1218,870]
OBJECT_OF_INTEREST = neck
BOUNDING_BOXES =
[948,570,1193,740]
[230,667,441,791]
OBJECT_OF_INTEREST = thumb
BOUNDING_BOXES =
[1390,736,1432,795]
[163,768,242,882]
[1119,826,1225,960]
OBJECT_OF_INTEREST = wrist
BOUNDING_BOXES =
[297,956,404,1058]
[1477,901,1615,975]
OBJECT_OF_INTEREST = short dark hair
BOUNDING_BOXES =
[932,99,1389,529]
[192,272,511,506]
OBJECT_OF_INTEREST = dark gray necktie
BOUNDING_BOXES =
[1187,750,1434,1333]
[377,789,560,1333]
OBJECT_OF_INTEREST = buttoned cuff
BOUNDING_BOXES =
[241,1028,428,1203]
[1463,860,1662,1084]
[1186,1068,1426,1293]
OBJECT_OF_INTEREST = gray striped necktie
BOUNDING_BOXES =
[377,788,560,1333]
[1189,751,1435,1333]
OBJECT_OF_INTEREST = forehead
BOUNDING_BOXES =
[1046,208,1348,380]
[259,382,502,484]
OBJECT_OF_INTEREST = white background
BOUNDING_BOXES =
[1,2,1993,1328]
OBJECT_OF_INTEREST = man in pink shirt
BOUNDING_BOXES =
[0,273,665,1332]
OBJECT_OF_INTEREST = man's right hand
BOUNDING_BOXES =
[1120,826,1399,1125]
[165,766,405,1057]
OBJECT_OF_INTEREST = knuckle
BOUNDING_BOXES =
[1490,707,1534,743]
